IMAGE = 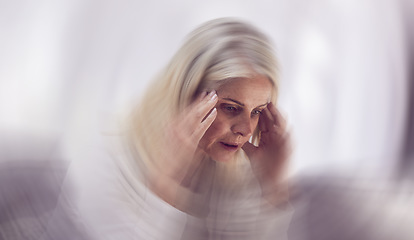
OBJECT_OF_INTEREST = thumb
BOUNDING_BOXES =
[242,141,257,158]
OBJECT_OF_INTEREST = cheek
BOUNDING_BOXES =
[199,114,229,147]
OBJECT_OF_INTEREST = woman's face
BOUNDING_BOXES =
[198,75,273,162]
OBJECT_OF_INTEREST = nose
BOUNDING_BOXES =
[231,113,253,137]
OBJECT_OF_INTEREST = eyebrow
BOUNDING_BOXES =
[222,98,268,108]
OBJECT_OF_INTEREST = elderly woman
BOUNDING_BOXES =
[45,18,292,240]
[126,17,292,239]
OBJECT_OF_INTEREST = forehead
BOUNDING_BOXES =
[216,75,273,106]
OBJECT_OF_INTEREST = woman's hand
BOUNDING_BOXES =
[242,102,291,205]
[150,91,218,201]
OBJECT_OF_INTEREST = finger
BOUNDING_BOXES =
[267,102,286,129]
[261,107,275,131]
[195,90,208,102]
[258,113,267,132]
[193,90,218,123]
[267,102,279,125]
[193,107,217,141]
[242,141,257,158]
[188,90,214,110]
[183,91,218,132]
[178,91,208,123]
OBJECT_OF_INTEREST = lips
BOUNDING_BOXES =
[220,142,239,151]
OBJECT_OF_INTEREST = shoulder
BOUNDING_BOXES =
[53,133,188,240]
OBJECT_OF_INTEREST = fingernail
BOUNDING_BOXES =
[209,91,217,101]
[211,94,217,101]
[204,90,213,98]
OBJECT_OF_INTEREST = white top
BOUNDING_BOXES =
[46,133,292,240]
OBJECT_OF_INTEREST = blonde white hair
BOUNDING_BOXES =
[127,18,279,186]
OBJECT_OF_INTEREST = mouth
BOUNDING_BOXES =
[220,142,239,151]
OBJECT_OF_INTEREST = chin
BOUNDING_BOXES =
[208,150,237,162]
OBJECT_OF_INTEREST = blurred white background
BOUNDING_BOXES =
[0,0,412,177]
